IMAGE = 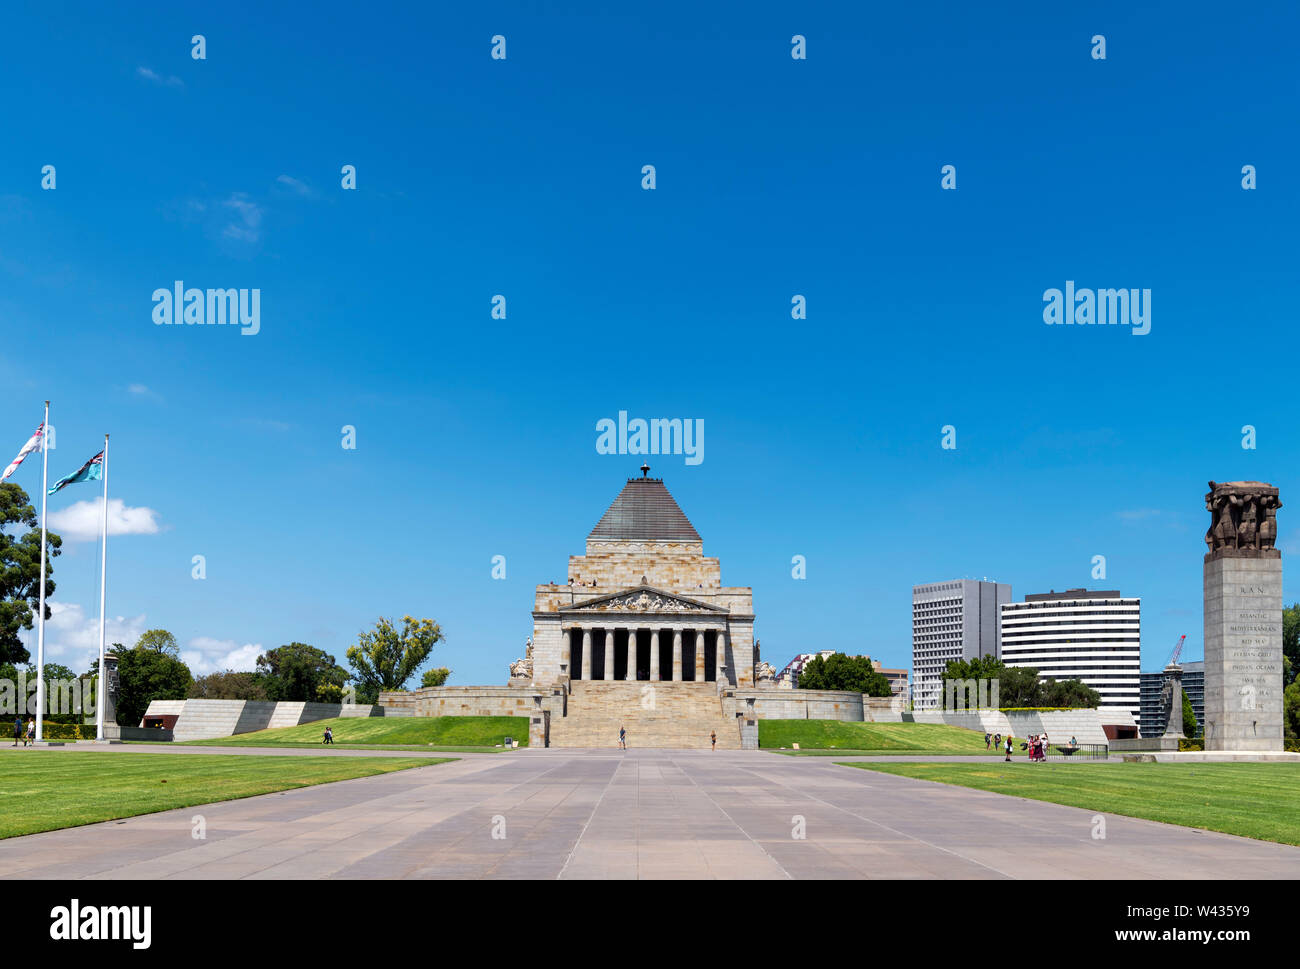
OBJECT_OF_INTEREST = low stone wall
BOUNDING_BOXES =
[737,689,865,721]
[378,685,540,719]
[378,685,559,746]
[143,699,381,742]
[104,724,174,742]
[908,709,1110,745]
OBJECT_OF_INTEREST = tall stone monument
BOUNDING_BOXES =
[1203,481,1284,751]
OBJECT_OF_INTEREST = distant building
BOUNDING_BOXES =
[775,652,908,697]
[912,579,1011,710]
[775,651,834,687]
[1000,588,1141,720]
[873,660,910,698]
[1140,661,1204,738]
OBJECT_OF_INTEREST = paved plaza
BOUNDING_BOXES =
[1,747,1297,879]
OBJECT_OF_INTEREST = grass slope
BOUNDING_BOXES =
[184,715,529,749]
[759,719,998,754]
[843,761,1300,846]
[0,752,447,839]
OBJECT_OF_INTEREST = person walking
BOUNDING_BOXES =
[618,725,626,750]
[993,732,1002,752]
[1041,732,1050,760]
[710,730,717,751]
[24,716,35,747]
[12,716,20,747]
[984,732,991,751]
[1004,733,1013,761]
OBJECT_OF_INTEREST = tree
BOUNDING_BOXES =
[1181,689,1199,739]
[797,653,892,694]
[1283,680,1300,742]
[1284,603,1299,686]
[1040,678,1103,708]
[940,657,1100,709]
[189,670,269,701]
[421,667,451,688]
[114,631,193,726]
[135,629,180,657]
[0,483,62,665]
[346,616,443,704]
[256,643,347,702]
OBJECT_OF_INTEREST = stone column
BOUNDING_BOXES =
[716,627,727,684]
[1203,481,1284,751]
[694,629,705,681]
[561,628,571,678]
[672,629,682,681]
[649,630,660,681]
[580,628,592,681]
[604,628,615,682]
[624,629,636,680]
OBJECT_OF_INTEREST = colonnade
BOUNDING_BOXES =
[563,626,726,683]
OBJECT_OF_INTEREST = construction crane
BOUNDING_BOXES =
[1167,634,1186,667]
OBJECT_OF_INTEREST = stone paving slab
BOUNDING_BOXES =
[0,748,1296,879]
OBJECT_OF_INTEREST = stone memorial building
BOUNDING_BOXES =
[529,465,756,689]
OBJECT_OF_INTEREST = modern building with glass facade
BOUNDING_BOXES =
[911,579,1010,710]
[1000,588,1142,720]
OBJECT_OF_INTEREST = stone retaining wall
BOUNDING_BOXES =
[143,699,381,742]
[908,709,1111,745]
[736,689,865,720]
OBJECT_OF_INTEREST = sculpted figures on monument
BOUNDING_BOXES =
[1259,494,1279,550]
[1204,481,1282,558]
[509,637,534,680]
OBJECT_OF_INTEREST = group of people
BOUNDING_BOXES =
[321,726,335,744]
[986,731,1056,762]
[11,716,35,746]
[1025,733,1051,761]
[984,732,1017,761]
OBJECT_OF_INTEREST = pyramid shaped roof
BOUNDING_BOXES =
[588,474,700,542]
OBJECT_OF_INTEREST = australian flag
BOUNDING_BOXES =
[48,450,103,495]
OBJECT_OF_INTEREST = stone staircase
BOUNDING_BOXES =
[549,681,741,748]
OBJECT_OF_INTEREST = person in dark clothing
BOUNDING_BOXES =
[12,716,21,747]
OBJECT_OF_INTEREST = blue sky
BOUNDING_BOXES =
[2,1,1297,682]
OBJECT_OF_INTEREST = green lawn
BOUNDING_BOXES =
[843,761,1300,846]
[183,715,529,749]
[759,719,1007,755]
[0,751,448,839]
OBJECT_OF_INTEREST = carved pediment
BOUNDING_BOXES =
[561,584,726,615]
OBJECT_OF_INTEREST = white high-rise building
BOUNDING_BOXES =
[999,588,1141,719]
[911,579,1010,710]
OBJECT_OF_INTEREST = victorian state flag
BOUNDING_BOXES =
[48,450,103,495]
[1,424,44,482]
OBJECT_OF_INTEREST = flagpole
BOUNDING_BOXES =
[95,434,109,742]
[35,400,48,743]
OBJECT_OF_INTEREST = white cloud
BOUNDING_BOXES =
[47,498,161,543]
[18,601,148,670]
[137,66,183,88]
[276,174,313,197]
[127,383,150,395]
[184,638,263,675]
[222,193,263,243]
